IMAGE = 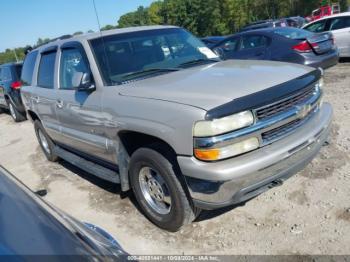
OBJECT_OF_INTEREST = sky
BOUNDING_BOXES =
[0,0,155,52]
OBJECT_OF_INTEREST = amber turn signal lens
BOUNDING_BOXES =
[194,148,220,161]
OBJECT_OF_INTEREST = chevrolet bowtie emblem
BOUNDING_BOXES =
[297,104,312,119]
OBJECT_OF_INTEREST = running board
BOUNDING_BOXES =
[53,146,120,184]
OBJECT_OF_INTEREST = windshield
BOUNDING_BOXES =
[90,28,219,85]
[273,27,313,40]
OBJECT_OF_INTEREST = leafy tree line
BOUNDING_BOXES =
[1,0,349,64]
[0,30,94,65]
[115,0,349,36]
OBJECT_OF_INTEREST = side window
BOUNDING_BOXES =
[304,20,327,33]
[21,51,38,86]
[329,17,350,30]
[59,48,89,90]
[240,35,269,50]
[220,38,239,51]
[37,51,57,89]
[1,67,12,82]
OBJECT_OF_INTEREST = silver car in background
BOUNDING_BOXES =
[303,12,350,57]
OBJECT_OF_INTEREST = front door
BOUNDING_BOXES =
[55,43,112,163]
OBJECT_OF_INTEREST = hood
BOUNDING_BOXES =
[119,60,314,111]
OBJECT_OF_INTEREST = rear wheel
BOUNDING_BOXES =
[8,101,26,122]
[129,144,200,232]
[34,120,59,162]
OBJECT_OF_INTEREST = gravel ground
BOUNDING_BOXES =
[0,62,349,255]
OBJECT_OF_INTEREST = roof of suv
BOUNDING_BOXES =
[32,25,179,52]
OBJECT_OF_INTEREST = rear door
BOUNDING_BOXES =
[328,16,350,57]
[234,34,270,60]
[35,48,61,141]
[55,42,111,162]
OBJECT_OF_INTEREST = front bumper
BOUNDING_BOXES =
[178,103,333,210]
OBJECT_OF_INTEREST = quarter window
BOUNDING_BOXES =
[0,67,12,82]
[37,52,56,89]
[21,51,38,86]
[59,48,89,89]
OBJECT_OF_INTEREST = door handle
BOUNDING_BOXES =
[56,100,64,109]
[32,96,40,103]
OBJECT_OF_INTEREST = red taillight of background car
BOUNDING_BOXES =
[10,81,22,90]
[292,41,312,53]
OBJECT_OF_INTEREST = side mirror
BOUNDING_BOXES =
[72,72,95,91]
[213,47,225,59]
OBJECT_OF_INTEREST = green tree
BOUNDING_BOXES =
[73,31,84,36]
[101,24,116,31]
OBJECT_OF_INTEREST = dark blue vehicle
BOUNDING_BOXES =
[0,166,127,260]
[208,27,339,69]
[201,36,226,48]
[0,62,27,122]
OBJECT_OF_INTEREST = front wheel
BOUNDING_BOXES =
[129,145,200,232]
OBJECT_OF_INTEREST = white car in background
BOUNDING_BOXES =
[303,12,350,57]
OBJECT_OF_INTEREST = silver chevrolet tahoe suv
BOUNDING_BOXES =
[21,26,333,232]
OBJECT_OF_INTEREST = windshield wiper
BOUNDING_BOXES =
[116,68,180,84]
[178,58,219,68]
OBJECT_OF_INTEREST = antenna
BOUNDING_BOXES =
[13,49,19,62]
[92,0,103,33]
[91,0,112,83]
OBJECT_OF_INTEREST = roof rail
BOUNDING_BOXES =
[25,34,73,55]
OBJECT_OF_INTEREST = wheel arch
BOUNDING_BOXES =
[26,110,41,122]
[117,130,190,196]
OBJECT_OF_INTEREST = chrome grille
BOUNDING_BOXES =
[262,109,316,143]
[262,118,303,143]
[255,85,316,120]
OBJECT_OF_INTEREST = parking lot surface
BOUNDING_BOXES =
[0,62,349,255]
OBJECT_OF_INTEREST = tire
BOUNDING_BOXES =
[8,101,26,122]
[34,120,59,162]
[129,144,200,232]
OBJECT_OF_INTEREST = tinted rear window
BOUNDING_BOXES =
[0,67,12,81]
[21,51,38,85]
[273,27,313,39]
[37,52,56,89]
[14,65,22,80]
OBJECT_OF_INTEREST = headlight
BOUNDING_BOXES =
[194,111,254,137]
[194,137,259,161]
